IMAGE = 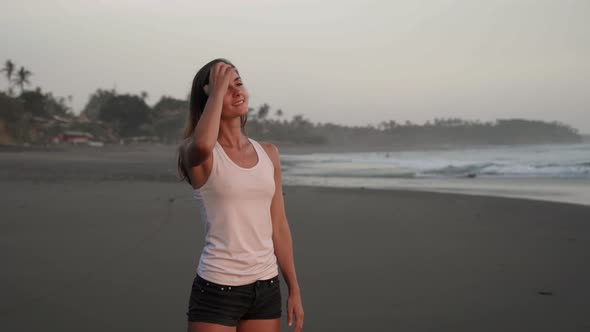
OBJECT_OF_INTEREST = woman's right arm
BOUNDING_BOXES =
[183,63,234,166]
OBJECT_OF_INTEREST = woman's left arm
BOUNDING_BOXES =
[263,142,304,332]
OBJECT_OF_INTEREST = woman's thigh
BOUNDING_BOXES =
[237,318,280,332]
[187,321,236,332]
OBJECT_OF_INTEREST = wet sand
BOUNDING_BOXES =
[1,148,590,331]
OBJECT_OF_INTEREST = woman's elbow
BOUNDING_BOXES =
[186,140,214,165]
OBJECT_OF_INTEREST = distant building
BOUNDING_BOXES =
[53,130,95,145]
[52,115,73,124]
[76,113,91,123]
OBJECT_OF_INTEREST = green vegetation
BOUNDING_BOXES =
[0,58,583,147]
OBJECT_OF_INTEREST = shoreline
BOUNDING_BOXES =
[1,144,588,208]
[282,177,590,208]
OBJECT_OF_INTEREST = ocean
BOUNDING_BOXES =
[281,142,590,206]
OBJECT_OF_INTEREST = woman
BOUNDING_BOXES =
[178,59,304,332]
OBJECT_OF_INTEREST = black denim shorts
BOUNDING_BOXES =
[186,274,282,326]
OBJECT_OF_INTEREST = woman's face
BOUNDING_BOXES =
[221,68,249,118]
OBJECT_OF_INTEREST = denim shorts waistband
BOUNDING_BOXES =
[195,274,279,289]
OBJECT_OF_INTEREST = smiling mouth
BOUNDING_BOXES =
[232,99,245,106]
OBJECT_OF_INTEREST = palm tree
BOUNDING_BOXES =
[140,90,149,101]
[1,59,15,82]
[13,66,32,93]
[1,59,15,94]
[257,103,270,120]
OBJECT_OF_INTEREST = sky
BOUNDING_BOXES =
[1,0,589,133]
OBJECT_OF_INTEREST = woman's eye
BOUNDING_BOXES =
[237,83,243,86]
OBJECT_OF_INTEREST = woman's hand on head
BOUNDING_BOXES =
[205,62,234,97]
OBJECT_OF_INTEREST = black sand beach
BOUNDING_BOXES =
[1,147,590,331]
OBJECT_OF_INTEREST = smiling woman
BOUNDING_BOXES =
[176,59,304,332]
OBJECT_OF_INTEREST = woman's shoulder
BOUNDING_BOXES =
[256,140,280,167]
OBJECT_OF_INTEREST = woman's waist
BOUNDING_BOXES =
[197,254,279,285]
[200,244,275,263]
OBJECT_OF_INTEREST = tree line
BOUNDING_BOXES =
[0,59,582,147]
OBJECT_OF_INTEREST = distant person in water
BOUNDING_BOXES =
[177,59,304,332]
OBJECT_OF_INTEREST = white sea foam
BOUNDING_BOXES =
[281,143,590,206]
[281,143,590,179]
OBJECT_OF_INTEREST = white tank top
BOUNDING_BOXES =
[193,137,279,286]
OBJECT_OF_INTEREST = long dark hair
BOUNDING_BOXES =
[177,58,248,185]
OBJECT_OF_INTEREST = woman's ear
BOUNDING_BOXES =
[203,84,210,96]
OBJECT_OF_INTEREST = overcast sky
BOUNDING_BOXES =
[1,0,589,132]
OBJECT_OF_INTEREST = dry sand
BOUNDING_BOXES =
[1,147,590,331]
